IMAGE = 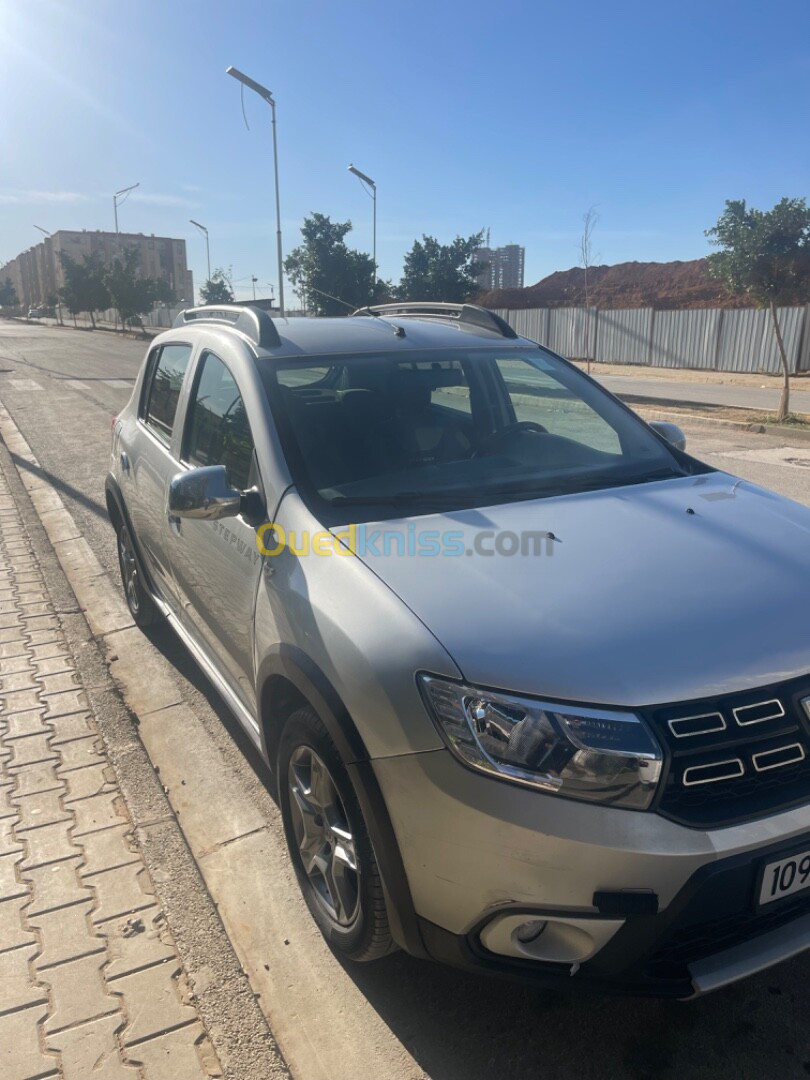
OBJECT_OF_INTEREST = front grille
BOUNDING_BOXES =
[646,676,810,828]
[646,893,810,978]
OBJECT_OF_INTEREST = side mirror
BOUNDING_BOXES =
[169,465,242,520]
[649,420,686,452]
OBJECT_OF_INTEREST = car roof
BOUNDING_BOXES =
[164,303,536,361]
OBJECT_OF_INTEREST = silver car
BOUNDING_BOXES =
[107,301,810,997]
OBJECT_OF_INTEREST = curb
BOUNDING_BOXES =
[631,404,810,441]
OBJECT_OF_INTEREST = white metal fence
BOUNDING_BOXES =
[493,304,810,374]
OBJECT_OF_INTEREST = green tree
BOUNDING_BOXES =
[284,213,381,316]
[57,253,110,329]
[200,268,235,305]
[105,247,172,336]
[45,293,63,325]
[396,231,487,303]
[706,198,810,421]
[0,277,19,309]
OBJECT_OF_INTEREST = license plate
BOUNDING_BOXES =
[759,850,810,906]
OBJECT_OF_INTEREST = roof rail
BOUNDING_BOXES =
[353,302,517,339]
[172,304,281,349]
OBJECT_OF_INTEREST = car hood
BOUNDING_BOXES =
[342,473,810,706]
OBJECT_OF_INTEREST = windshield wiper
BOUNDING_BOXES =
[327,467,686,508]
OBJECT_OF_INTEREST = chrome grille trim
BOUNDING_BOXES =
[733,699,785,726]
[668,711,726,738]
[683,759,745,787]
[752,743,806,773]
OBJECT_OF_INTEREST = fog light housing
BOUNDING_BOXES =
[479,913,624,964]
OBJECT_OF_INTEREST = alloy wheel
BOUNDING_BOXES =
[287,745,360,927]
[118,527,140,615]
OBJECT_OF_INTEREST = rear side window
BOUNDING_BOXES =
[142,344,192,444]
[185,352,255,491]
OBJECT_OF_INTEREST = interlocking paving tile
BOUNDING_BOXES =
[116,961,197,1047]
[0,1002,58,1080]
[47,1013,138,1080]
[29,900,106,970]
[127,1020,219,1079]
[74,823,139,877]
[36,671,79,697]
[0,655,33,676]
[61,762,115,804]
[10,758,61,798]
[103,905,176,981]
[19,820,79,870]
[13,788,70,833]
[25,857,93,916]
[72,791,126,837]
[43,688,88,719]
[31,653,73,678]
[0,851,26,901]
[4,708,50,741]
[48,712,95,746]
[91,862,156,925]
[6,732,57,769]
[0,895,36,952]
[42,952,121,1035]
[0,668,38,693]
[1,687,44,715]
[0,943,47,1015]
[56,735,105,772]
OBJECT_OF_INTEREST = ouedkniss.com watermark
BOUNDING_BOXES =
[252,523,556,558]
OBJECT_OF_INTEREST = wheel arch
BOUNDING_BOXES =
[257,646,427,958]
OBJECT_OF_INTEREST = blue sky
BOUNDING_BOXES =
[2,0,809,302]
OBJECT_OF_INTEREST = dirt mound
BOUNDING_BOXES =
[478,259,751,310]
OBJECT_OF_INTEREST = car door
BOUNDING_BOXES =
[126,341,194,601]
[168,349,265,710]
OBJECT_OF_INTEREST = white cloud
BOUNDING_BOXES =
[131,192,199,208]
[0,190,90,205]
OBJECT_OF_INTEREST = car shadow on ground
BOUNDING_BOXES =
[139,620,810,1080]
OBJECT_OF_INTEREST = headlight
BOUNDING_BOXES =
[419,675,662,809]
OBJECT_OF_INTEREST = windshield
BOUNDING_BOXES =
[261,346,707,520]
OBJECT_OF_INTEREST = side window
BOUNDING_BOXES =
[185,352,255,491]
[143,343,192,445]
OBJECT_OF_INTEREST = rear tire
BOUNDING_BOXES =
[116,522,158,627]
[278,705,395,961]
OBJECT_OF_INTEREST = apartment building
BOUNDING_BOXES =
[0,230,194,310]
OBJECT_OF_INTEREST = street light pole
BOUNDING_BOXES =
[347,164,377,285]
[226,66,285,316]
[113,183,139,234]
[189,219,211,287]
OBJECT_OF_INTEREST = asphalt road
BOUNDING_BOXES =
[4,319,810,1080]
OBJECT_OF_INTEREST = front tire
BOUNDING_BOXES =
[278,706,395,961]
[116,522,158,627]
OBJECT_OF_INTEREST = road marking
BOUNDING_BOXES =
[716,446,810,470]
[64,379,91,392]
[103,380,133,389]
[7,378,41,391]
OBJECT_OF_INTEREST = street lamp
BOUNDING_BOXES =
[189,219,211,288]
[33,225,51,237]
[226,66,284,316]
[113,182,139,234]
[348,164,377,284]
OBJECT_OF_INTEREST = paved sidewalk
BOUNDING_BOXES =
[0,467,222,1078]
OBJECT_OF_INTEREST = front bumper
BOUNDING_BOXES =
[373,749,810,995]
